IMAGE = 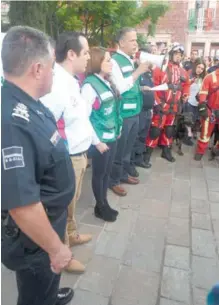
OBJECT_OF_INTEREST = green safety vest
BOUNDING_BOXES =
[83,75,123,143]
[112,52,143,119]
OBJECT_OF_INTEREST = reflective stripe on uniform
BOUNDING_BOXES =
[199,90,208,95]
[212,71,217,83]
[199,117,210,143]
[123,103,137,110]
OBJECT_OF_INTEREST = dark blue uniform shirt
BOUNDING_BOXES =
[1,81,75,217]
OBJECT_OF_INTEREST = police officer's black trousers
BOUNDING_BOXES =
[16,249,61,305]
[132,109,152,164]
[92,141,117,205]
[109,115,139,186]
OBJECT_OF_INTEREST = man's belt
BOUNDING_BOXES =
[70,150,87,157]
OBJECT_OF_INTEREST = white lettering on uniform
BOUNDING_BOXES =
[104,105,113,116]
[2,146,25,170]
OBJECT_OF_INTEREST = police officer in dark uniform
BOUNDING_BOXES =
[1,26,75,305]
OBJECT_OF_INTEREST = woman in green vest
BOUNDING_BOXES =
[81,47,122,222]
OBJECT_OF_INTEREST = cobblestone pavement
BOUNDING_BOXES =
[2,145,219,305]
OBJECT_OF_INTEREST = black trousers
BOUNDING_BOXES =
[132,109,152,164]
[16,249,60,305]
[109,115,139,186]
[13,211,67,305]
[92,141,117,205]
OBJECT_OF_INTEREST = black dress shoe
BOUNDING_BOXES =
[56,288,74,305]
[135,161,152,169]
[104,199,119,216]
[183,136,194,146]
[128,167,139,177]
[94,205,117,222]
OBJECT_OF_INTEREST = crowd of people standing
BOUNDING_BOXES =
[1,25,219,305]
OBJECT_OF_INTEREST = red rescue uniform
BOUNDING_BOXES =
[196,69,219,155]
[146,62,190,148]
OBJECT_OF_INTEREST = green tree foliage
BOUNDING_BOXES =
[8,0,169,46]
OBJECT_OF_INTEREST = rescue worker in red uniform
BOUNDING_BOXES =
[194,65,219,160]
[144,44,190,165]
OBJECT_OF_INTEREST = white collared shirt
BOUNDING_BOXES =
[111,49,134,95]
[41,63,100,155]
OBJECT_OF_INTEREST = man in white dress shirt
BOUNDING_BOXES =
[41,32,108,273]
[109,27,149,196]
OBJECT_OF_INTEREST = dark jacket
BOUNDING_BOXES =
[139,71,155,111]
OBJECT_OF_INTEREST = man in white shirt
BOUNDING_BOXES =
[109,27,149,196]
[41,32,108,273]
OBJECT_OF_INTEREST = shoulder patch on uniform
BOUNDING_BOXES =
[12,103,30,122]
[2,146,25,170]
[50,130,61,146]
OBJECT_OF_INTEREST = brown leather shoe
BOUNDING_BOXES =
[69,233,92,247]
[121,175,139,185]
[110,185,127,196]
[65,258,85,273]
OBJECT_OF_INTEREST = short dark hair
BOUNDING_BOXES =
[115,27,136,43]
[191,49,198,55]
[1,26,51,76]
[55,32,86,63]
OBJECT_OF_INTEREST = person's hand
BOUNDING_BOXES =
[96,142,109,154]
[141,85,151,91]
[137,62,151,75]
[198,103,208,119]
[49,244,72,274]
[182,94,188,102]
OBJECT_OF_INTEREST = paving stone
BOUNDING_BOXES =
[123,235,164,273]
[78,256,120,297]
[139,198,170,218]
[192,213,211,230]
[207,179,219,192]
[204,167,219,182]
[144,184,172,202]
[70,290,109,305]
[208,191,219,203]
[111,266,159,305]
[192,256,219,289]
[133,215,168,239]
[192,228,216,258]
[95,230,129,259]
[1,268,17,305]
[104,209,138,233]
[60,272,80,289]
[191,199,210,214]
[161,267,190,304]
[170,201,189,219]
[147,173,173,188]
[190,167,205,180]
[210,203,219,220]
[191,181,208,200]
[164,245,190,270]
[167,218,190,247]
[193,287,208,305]
[159,298,187,305]
[79,207,105,227]
[172,179,190,202]
[212,220,219,240]
[77,224,103,248]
